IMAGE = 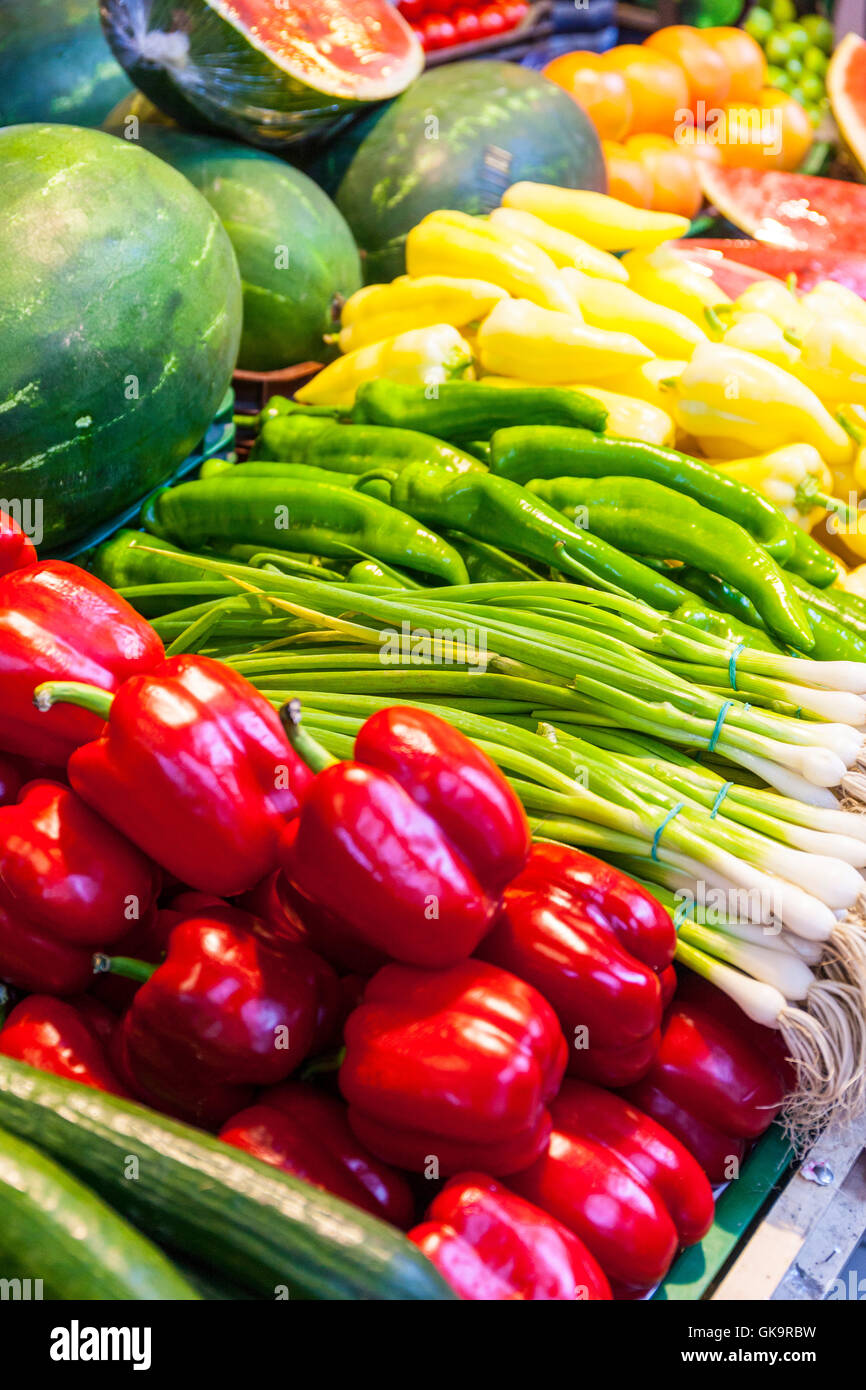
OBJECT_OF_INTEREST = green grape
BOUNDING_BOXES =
[789,84,810,106]
[779,23,811,57]
[766,63,786,83]
[806,102,823,128]
[801,14,834,55]
[804,46,829,76]
[785,55,804,80]
[769,0,797,23]
[744,6,775,42]
[799,71,824,101]
[765,33,792,64]
[772,67,793,91]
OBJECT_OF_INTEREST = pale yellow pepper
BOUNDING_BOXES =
[501,182,689,252]
[477,299,652,384]
[728,279,807,333]
[672,343,853,466]
[606,358,687,409]
[295,324,473,409]
[559,267,706,359]
[336,276,508,353]
[706,444,833,529]
[487,207,629,283]
[721,312,800,370]
[406,210,578,315]
[800,280,866,330]
[795,317,866,406]
[480,374,674,446]
[619,246,730,327]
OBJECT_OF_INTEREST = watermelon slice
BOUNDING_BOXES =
[699,164,866,253]
[100,0,424,149]
[828,32,866,178]
[684,238,866,297]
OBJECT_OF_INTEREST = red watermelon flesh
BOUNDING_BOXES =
[699,165,866,254]
[684,238,866,298]
[671,242,775,298]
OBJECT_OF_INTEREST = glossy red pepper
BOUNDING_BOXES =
[340,959,567,1177]
[1,560,163,765]
[625,978,787,1183]
[510,1079,715,1294]
[112,905,340,1128]
[280,704,531,969]
[0,510,37,577]
[241,867,389,976]
[0,780,160,995]
[409,1173,612,1301]
[40,655,314,896]
[220,1082,415,1228]
[477,843,676,1086]
[0,993,129,1096]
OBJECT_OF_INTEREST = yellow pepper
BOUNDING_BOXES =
[295,323,473,409]
[477,298,652,384]
[406,210,578,315]
[728,279,807,333]
[706,444,833,529]
[606,358,687,409]
[559,267,706,359]
[487,207,629,283]
[619,246,730,327]
[336,276,508,353]
[480,374,674,446]
[839,563,866,599]
[795,317,866,406]
[672,343,853,466]
[800,280,866,330]
[721,312,800,369]
[501,182,690,252]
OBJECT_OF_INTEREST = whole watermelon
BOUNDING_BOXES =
[332,62,607,284]
[0,125,242,550]
[0,0,132,127]
[105,123,361,372]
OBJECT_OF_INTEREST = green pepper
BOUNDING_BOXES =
[352,379,608,441]
[671,600,781,654]
[784,527,840,587]
[527,475,813,651]
[388,463,693,609]
[346,559,422,589]
[91,530,220,589]
[141,477,470,586]
[676,565,866,662]
[446,533,541,585]
[489,426,798,563]
[250,414,485,476]
[212,460,392,504]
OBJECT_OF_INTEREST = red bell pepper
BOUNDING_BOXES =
[220,1082,415,1228]
[477,843,676,1087]
[625,977,787,1183]
[0,993,128,1096]
[109,905,340,1128]
[340,959,567,1177]
[0,780,160,995]
[2,560,163,765]
[408,1173,612,1301]
[280,703,531,969]
[510,1079,715,1294]
[0,510,37,577]
[39,655,314,896]
[241,867,389,976]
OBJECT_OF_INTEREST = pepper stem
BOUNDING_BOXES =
[92,954,156,984]
[33,681,114,720]
[279,699,340,773]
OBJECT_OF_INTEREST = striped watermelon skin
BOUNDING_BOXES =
[0,0,132,127]
[331,63,607,284]
[107,125,361,372]
[0,125,242,550]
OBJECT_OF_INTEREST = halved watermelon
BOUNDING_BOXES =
[100,0,424,149]
[699,164,866,252]
[828,32,866,177]
[684,238,866,297]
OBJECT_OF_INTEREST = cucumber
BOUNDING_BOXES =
[0,1057,455,1301]
[0,1124,199,1300]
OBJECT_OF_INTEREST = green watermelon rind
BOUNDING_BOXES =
[0,125,242,550]
[100,0,423,150]
[108,124,362,371]
[331,62,608,284]
[0,0,132,127]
